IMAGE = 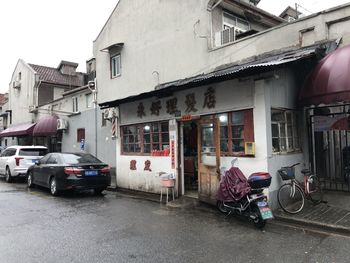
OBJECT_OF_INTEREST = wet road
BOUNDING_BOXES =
[0,179,350,263]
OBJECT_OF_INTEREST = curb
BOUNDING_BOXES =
[274,214,350,236]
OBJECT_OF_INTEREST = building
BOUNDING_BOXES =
[93,0,350,207]
[0,59,86,150]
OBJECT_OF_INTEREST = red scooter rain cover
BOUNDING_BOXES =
[217,167,251,202]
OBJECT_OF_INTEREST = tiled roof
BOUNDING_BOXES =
[29,64,85,87]
[0,94,8,106]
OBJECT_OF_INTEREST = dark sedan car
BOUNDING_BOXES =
[27,152,111,196]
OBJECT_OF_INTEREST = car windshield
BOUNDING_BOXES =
[60,153,102,164]
[19,148,48,156]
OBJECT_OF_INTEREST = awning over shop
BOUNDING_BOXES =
[299,44,350,106]
[33,115,58,136]
[99,42,334,109]
[0,123,36,138]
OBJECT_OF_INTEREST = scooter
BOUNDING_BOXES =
[216,159,273,229]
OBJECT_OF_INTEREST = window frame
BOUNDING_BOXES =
[110,54,121,78]
[271,109,300,153]
[72,97,78,113]
[217,109,254,157]
[222,11,250,32]
[121,121,169,156]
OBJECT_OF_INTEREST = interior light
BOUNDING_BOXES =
[144,125,150,131]
[219,115,227,123]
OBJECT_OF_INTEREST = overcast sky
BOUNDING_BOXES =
[0,0,349,93]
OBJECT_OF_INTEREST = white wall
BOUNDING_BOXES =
[94,1,350,105]
[8,59,37,125]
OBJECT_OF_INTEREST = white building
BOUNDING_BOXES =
[93,0,350,207]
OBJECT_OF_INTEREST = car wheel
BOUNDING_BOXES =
[27,172,35,188]
[5,167,12,183]
[94,188,106,195]
[50,177,59,196]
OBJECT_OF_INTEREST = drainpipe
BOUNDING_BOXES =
[88,79,98,156]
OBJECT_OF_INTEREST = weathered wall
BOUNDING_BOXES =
[94,2,350,106]
[8,59,36,125]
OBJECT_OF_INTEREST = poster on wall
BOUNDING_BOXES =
[314,114,349,131]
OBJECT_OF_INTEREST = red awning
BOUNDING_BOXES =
[33,115,58,136]
[0,123,36,137]
[299,44,350,106]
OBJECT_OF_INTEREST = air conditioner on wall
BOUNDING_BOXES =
[57,119,68,130]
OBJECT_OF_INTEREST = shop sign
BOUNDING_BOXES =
[181,114,192,121]
[135,87,216,119]
[314,114,349,131]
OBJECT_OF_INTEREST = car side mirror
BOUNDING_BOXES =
[35,160,41,165]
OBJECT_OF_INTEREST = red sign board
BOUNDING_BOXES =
[171,140,175,169]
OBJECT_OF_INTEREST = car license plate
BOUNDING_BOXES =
[85,170,98,176]
[257,201,274,220]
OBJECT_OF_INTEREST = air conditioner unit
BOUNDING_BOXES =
[13,80,21,89]
[57,119,68,130]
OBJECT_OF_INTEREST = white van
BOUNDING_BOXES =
[0,146,48,183]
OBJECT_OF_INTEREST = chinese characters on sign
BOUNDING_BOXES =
[136,87,216,118]
[130,160,137,170]
[171,140,175,169]
[137,103,146,118]
[150,100,162,116]
[185,93,198,113]
[166,97,178,115]
[144,160,152,171]
[203,87,216,109]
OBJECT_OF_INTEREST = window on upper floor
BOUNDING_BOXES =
[223,11,250,32]
[72,97,78,113]
[86,93,93,108]
[214,10,251,47]
[111,54,121,78]
[271,109,300,153]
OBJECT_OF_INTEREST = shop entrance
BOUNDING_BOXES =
[182,121,198,198]
[179,115,221,203]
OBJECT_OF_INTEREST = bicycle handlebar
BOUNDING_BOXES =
[281,163,300,169]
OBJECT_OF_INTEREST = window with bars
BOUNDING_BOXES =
[271,109,300,153]
[217,109,254,156]
[121,121,169,155]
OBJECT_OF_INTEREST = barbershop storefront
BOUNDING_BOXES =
[100,46,321,206]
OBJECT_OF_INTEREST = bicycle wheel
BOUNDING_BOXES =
[278,183,305,214]
[307,175,323,204]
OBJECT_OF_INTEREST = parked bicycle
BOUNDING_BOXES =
[277,163,323,214]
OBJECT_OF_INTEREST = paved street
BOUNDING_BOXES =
[0,180,350,263]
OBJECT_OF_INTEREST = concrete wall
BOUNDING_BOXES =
[94,2,350,106]
[61,108,116,179]
[8,59,36,125]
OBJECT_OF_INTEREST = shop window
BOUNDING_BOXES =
[77,128,85,143]
[271,109,300,153]
[121,121,169,155]
[218,109,254,156]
